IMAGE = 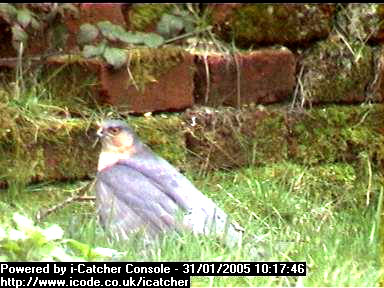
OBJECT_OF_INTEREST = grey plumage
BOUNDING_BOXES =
[95,119,243,246]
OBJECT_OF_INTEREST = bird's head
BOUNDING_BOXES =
[96,119,139,153]
[96,119,140,171]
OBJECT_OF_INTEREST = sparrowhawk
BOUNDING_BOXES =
[95,119,244,247]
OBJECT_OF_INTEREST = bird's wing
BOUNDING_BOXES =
[119,148,218,210]
[118,148,244,245]
[96,163,182,240]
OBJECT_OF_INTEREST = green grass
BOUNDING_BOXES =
[0,162,381,286]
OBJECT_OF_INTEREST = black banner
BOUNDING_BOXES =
[0,262,306,288]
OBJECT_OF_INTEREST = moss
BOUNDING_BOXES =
[301,40,373,104]
[223,4,333,47]
[128,114,187,169]
[288,104,384,166]
[0,59,100,116]
[129,4,173,31]
[184,104,384,173]
[0,81,101,189]
[250,112,288,165]
[0,113,98,190]
[127,46,191,92]
[40,60,100,115]
[183,105,288,172]
[336,4,381,43]
[303,164,367,208]
[0,86,188,188]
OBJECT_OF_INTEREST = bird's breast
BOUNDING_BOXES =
[98,151,131,171]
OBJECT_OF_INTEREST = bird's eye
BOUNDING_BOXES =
[107,127,121,135]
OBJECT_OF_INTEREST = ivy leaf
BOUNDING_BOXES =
[13,213,35,233]
[93,247,126,259]
[49,246,81,262]
[82,43,106,58]
[0,226,6,240]
[119,31,146,45]
[78,23,99,45]
[11,24,28,43]
[0,4,17,23]
[156,13,184,38]
[103,47,127,69]
[16,9,32,28]
[52,23,68,49]
[41,224,64,241]
[97,20,126,42]
[8,228,27,241]
[182,14,196,33]
[30,17,40,30]
[65,239,92,257]
[143,33,164,48]
[97,21,148,45]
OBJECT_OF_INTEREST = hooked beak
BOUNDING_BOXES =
[93,125,104,148]
[96,126,104,138]
[92,127,102,148]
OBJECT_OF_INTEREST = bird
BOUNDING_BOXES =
[95,119,244,247]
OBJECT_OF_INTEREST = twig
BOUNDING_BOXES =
[366,156,372,206]
[126,52,139,91]
[0,51,67,67]
[36,181,95,222]
[163,26,213,45]
[203,54,210,104]
[291,65,305,110]
[233,52,241,108]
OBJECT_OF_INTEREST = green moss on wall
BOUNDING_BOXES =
[0,88,188,189]
[128,114,187,169]
[221,4,334,48]
[40,60,100,115]
[185,104,384,173]
[129,4,173,31]
[301,40,373,104]
[288,104,384,166]
[127,47,191,92]
[183,105,288,171]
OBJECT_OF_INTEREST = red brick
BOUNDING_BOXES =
[195,48,296,107]
[209,4,243,26]
[0,20,16,58]
[98,50,195,113]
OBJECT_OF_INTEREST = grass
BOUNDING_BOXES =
[0,161,381,286]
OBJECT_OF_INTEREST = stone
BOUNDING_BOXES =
[0,114,187,187]
[299,39,373,104]
[194,48,296,107]
[367,46,384,103]
[335,4,383,43]
[211,4,335,48]
[125,4,173,32]
[98,48,195,113]
[285,105,384,165]
[183,106,289,171]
